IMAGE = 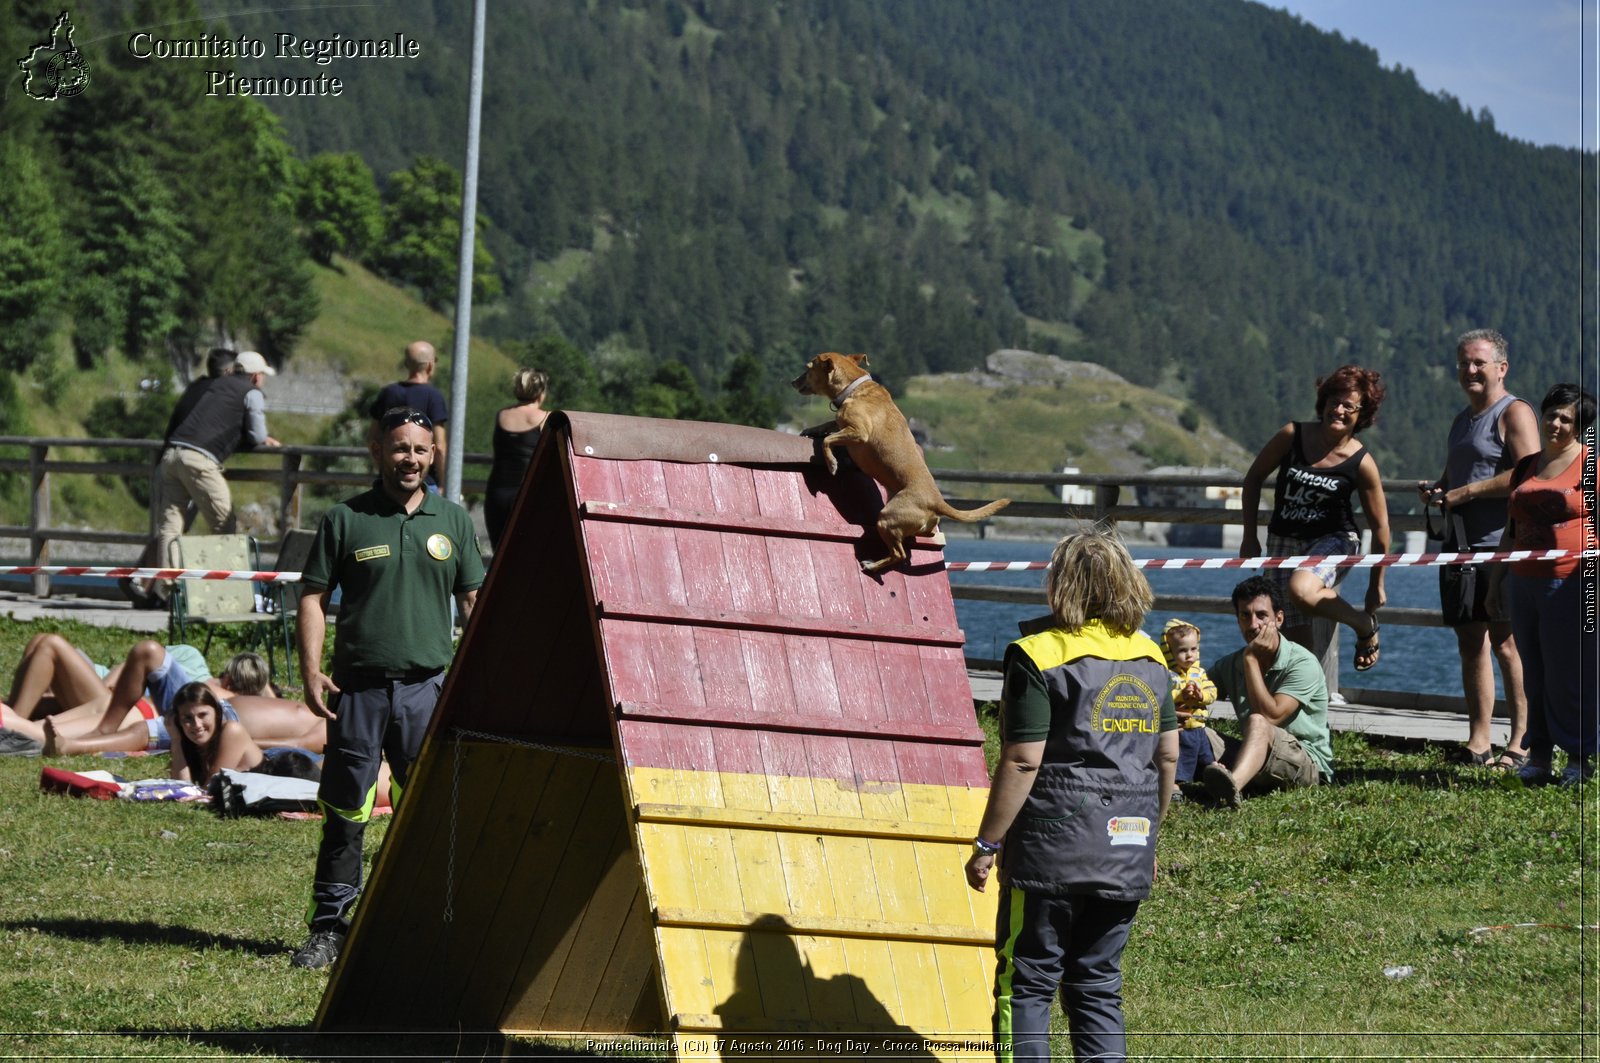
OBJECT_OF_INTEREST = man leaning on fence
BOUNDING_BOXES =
[290,405,484,970]
[147,350,281,605]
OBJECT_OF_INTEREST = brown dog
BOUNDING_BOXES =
[793,352,1010,574]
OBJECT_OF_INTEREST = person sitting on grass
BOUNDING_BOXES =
[169,682,322,786]
[1200,576,1334,808]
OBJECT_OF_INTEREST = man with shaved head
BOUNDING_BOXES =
[368,340,449,494]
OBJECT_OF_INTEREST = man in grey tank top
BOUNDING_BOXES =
[1418,329,1538,768]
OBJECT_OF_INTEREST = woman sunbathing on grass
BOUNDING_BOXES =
[0,646,326,757]
[168,682,323,785]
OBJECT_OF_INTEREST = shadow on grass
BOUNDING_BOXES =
[135,1029,633,1060]
[1,917,286,957]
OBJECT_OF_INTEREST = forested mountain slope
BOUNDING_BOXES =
[32,0,1596,475]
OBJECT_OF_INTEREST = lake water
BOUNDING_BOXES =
[944,537,1473,699]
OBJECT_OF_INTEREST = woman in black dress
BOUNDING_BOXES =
[485,368,549,552]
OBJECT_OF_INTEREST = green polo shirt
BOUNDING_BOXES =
[1210,637,1333,779]
[302,486,485,675]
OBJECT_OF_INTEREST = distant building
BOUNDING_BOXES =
[1138,465,1245,548]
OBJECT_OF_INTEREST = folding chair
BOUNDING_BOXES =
[167,534,283,672]
[266,529,317,679]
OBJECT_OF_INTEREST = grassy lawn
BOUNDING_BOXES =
[0,618,1593,1059]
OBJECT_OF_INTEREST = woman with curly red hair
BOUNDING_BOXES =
[1240,364,1391,672]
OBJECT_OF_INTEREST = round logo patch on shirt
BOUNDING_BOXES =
[426,533,453,561]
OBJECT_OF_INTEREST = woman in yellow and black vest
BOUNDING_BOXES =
[965,529,1179,1063]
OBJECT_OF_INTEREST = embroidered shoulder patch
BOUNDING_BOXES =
[426,533,452,560]
[354,545,390,563]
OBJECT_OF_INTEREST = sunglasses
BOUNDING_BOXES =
[379,407,433,431]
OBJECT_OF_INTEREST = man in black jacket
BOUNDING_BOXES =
[150,350,280,600]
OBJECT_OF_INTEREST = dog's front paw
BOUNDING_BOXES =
[825,454,839,476]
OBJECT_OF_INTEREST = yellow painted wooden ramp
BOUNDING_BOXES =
[315,413,1002,1059]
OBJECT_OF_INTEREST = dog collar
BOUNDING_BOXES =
[830,373,873,410]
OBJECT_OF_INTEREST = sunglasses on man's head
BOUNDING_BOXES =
[380,408,433,431]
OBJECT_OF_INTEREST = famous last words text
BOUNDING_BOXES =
[127,31,421,97]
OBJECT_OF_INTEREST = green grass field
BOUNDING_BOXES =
[0,617,1593,1060]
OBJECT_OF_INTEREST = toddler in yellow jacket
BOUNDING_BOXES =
[1162,618,1218,783]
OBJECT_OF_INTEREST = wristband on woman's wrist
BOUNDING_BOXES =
[972,837,1003,856]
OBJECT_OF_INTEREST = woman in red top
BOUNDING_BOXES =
[1493,383,1596,786]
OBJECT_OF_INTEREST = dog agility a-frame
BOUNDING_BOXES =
[315,412,1000,1058]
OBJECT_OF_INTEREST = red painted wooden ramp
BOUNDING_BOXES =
[317,412,999,1059]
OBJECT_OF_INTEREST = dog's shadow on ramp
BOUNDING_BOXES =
[0,917,283,957]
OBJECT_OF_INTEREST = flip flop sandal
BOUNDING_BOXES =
[1445,744,1496,767]
[1353,616,1381,672]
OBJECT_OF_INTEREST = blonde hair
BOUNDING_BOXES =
[512,368,548,404]
[1044,528,1153,636]
[222,652,271,696]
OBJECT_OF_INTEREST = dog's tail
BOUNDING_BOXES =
[935,497,1011,522]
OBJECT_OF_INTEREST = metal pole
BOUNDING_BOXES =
[445,0,487,505]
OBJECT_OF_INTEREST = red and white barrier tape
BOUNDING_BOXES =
[1,548,1594,583]
[949,548,1593,573]
[0,567,303,582]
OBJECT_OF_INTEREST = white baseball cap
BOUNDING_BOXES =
[234,350,276,376]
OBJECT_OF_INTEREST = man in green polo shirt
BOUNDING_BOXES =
[1201,575,1333,807]
[291,405,485,970]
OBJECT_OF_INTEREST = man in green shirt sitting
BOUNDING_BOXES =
[1202,575,1333,807]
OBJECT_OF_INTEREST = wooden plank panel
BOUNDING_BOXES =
[803,734,861,820]
[511,817,638,1031]
[704,460,760,517]
[728,822,789,915]
[766,533,824,622]
[581,520,639,605]
[829,637,891,730]
[775,829,833,921]
[615,454,672,508]
[633,801,970,843]
[895,742,956,828]
[672,527,734,613]
[660,457,717,512]
[643,621,706,711]
[550,843,653,1031]
[599,619,658,709]
[569,452,623,507]
[915,839,986,932]
[900,548,960,631]
[887,940,952,1030]
[741,630,798,718]
[626,523,690,610]
[810,537,873,627]
[599,600,963,646]
[933,941,999,1035]
[455,755,607,1021]
[658,926,718,1024]
[750,465,808,522]
[840,937,906,1027]
[617,702,980,746]
[783,634,845,724]
[876,639,935,727]
[412,745,556,1021]
[712,731,770,814]
[636,821,697,910]
[845,736,909,824]
[759,730,816,815]
[751,929,812,1023]
[721,529,779,616]
[796,933,856,1025]
[323,741,490,1025]
[818,834,883,924]
[865,836,931,926]
[694,629,751,718]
